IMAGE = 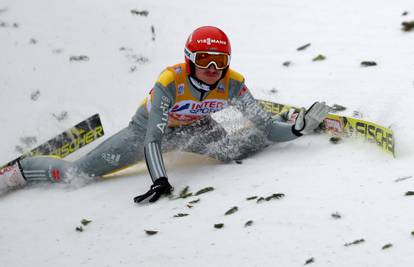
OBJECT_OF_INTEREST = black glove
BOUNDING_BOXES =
[133,177,173,203]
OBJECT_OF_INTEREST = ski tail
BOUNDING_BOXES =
[1,114,104,169]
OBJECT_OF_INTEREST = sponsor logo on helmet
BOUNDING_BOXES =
[197,38,227,46]
[170,100,227,115]
[178,84,185,95]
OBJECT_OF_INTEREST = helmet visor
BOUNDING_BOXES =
[194,52,230,69]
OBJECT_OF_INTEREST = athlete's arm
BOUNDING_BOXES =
[133,69,178,204]
[230,82,301,142]
[143,82,174,181]
[133,81,175,203]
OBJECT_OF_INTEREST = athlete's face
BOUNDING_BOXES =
[194,65,223,85]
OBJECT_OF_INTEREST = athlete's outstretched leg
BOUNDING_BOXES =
[72,122,146,177]
[2,121,147,188]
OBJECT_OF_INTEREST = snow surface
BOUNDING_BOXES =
[1,0,414,266]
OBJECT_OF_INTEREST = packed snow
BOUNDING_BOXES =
[1,0,414,266]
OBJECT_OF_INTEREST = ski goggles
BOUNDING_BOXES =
[185,48,231,69]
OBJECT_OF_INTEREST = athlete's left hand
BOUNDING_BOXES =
[293,101,330,134]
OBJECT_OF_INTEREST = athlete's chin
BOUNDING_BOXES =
[201,76,221,85]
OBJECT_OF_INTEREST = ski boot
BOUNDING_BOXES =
[0,162,26,189]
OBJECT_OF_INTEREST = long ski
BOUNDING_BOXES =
[1,114,104,168]
[257,99,395,157]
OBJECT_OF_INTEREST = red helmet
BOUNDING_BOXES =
[184,26,231,75]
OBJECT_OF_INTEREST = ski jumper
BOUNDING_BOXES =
[18,63,301,183]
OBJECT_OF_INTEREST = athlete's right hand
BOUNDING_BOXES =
[133,177,173,203]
